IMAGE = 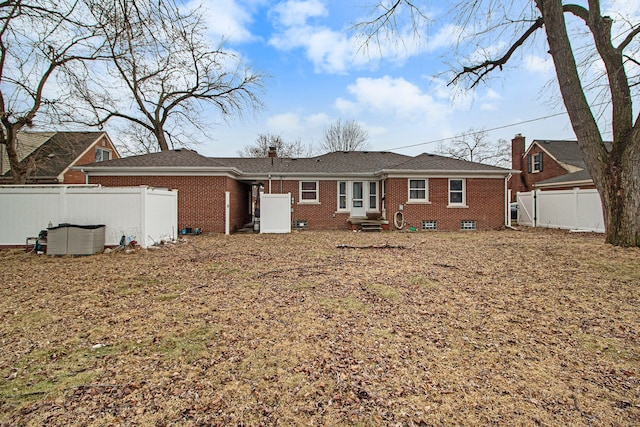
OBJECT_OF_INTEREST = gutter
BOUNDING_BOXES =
[74,165,243,176]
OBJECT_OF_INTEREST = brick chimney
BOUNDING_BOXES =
[509,134,526,200]
[267,146,277,158]
[511,133,525,170]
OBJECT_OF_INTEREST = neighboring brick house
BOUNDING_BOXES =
[0,131,119,184]
[79,148,514,233]
[508,133,608,198]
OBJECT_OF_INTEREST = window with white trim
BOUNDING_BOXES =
[529,152,543,173]
[448,178,465,206]
[95,147,111,162]
[408,179,428,202]
[300,181,319,202]
[369,181,378,210]
[338,181,347,210]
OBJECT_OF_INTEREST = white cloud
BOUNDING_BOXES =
[269,25,354,73]
[266,111,331,136]
[523,54,554,74]
[271,0,327,27]
[335,76,452,124]
[188,0,256,43]
[267,2,458,74]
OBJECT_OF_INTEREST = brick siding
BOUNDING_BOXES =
[264,177,506,231]
[262,179,351,229]
[385,177,505,230]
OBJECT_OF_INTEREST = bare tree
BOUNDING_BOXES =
[70,0,263,152]
[360,1,640,247]
[238,134,314,158]
[320,119,370,152]
[436,129,510,168]
[0,0,104,184]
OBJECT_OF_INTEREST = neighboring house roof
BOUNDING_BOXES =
[529,139,611,187]
[80,149,515,178]
[1,131,114,181]
[535,169,594,188]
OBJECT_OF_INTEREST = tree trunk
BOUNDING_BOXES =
[537,0,640,247]
[600,135,640,246]
[1,124,31,184]
[154,128,170,151]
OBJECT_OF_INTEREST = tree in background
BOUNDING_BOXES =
[360,0,640,247]
[70,0,263,152]
[238,134,315,158]
[0,0,104,184]
[436,129,510,168]
[320,119,370,152]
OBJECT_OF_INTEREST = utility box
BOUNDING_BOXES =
[47,224,105,255]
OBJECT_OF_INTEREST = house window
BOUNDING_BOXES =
[422,220,437,230]
[300,181,319,202]
[408,179,428,202]
[448,179,466,206]
[369,181,378,210]
[461,220,476,230]
[529,152,543,173]
[338,181,347,210]
[95,147,111,162]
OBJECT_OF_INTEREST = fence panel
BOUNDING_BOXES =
[516,191,535,227]
[516,188,604,233]
[0,185,177,248]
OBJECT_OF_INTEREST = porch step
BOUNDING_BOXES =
[361,222,383,232]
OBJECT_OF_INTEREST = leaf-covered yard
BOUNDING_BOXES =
[1,228,639,425]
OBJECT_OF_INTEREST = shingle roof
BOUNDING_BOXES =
[388,152,510,172]
[3,131,106,178]
[81,148,224,168]
[84,149,512,176]
[537,169,593,185]
[533,140,612,170]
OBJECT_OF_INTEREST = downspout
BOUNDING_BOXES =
[506,174,510,226]
[268,174,272,194]
[505,174,517,230]
[82,169,88,185]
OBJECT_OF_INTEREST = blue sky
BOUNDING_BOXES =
[179,0,638,158]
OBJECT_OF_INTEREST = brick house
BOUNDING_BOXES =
[1,131,119,184]
[79,148,514,233]
[508,133,609,197]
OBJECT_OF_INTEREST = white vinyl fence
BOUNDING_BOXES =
[259,193,291,233]
[0,185,178,248]
[516,188,604,233]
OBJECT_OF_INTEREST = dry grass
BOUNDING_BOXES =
[1,228,639,426]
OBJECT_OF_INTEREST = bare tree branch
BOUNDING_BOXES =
[320,119,370,152]
[448,17,544,88]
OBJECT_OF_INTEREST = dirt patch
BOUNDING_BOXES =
[1,228,639,425]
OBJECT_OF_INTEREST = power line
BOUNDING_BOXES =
[385,110,570,152]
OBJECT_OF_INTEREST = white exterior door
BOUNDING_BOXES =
[351,181,366,217]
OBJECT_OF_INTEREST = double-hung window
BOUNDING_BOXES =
[448,179,466,206]
[300,181,319,203]
[529,152,543,173]
[338,181,347,210]
[369,181,378,210]
[95,148,111,162]
[408,179,428,202]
